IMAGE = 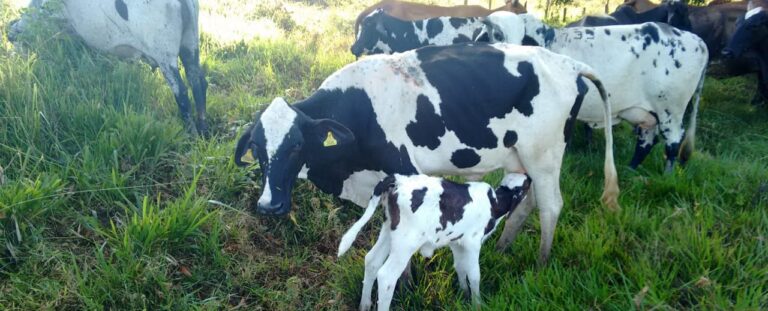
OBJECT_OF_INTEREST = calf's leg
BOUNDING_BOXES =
[360,227,391,311]
[376,244,417,311]
[452,242,482,308]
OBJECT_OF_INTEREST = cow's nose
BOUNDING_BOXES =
[256,201,289,216]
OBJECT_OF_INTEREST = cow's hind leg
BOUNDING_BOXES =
[180,47,208,136]
[158,63,195,134]
[496,192,534,251]
[451,242,482,308]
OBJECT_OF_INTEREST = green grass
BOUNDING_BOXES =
[1,0,767,309]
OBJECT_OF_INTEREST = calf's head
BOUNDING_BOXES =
[723,10,768,59]
[235,98,355,215]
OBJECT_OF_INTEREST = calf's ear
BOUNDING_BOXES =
[309,119,355,148]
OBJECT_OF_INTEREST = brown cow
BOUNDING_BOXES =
[353,0,527,35]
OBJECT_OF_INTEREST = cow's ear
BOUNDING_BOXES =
[475,28,491,42]
[309,119,355,148]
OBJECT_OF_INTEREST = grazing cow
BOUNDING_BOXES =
[8,0,208,135]
[350,10,523,57]
[568,0,692,31]
[354,0,527,36]
[723,5,768,104]
[234,43,620,263]
[338,173,531,310]
[483,15,707,172]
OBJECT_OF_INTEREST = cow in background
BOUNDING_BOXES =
[354,0,527,36]
[568,0,692,31]
[9,0,209,135]
[723,2,768,105]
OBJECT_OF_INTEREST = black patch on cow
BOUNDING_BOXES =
[503,131,518,147]
[115,0,128,21]
[604,29,611,35]
[640,23,660,44]
[388,191,400,230]
[451,149,481,168]
[621,35,626,41]
[674,60,681,68]
[653,59,657,67]
[411,187,427,212]
[438,180,471,229]
[450,234,464,242]
[449,17,468,29]
[296,88,419,198]
[416,44,539,149]
[586,29,594,36]
[522,35,540,46]
[415,20,424,29]
[426,18,444,39]
[631,47,640,58]
[564,77,588,144]
[536,26,556,46]
[373,175,396,196]
[665,69,669,75]
[484,188,500,234]
[672,28,681,36]
[406,95,445,150]
[453,34,472,43]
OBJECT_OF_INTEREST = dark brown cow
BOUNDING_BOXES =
[353,0,527,35]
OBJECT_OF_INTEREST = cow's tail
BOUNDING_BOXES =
[234,124,253,167]
[679,66,706,165]
[579,70,621,211]
[338,193,384,257]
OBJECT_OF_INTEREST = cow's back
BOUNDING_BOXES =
[319,43,586,175]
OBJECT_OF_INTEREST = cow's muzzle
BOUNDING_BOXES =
[256,201,290,216]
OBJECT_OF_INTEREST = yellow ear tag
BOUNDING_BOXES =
[323,131,338,147]
[242,149,255,163]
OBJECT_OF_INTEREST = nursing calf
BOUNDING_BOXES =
[235,43,619,263]
[338,173,531,310]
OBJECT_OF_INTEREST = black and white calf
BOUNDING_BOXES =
[350,9,522,57]
[483,14,708,172]
[235,43,620,263]
[338,173,531,310]
[9,0,208,134]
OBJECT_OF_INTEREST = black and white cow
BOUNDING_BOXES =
[722,7,768,104]
[338,173,531,310]
[483,14,708,172]
[235,43,620,263]
[9,0,208,135]
[350,9,522,57]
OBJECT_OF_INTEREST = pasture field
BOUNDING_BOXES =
[0,0,766,309]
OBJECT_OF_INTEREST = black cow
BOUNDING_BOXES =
[235,43,620,264]
[568,1,692,31]
[723,8,768,105]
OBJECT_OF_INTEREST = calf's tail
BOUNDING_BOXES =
[579,70,621,210]
[338,193,384,257]
[679,66,706,165]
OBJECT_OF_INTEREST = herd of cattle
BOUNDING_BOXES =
[5,0,767,309]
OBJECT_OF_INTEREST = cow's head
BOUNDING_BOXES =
[723,9,768,59]
[350,9,393,57]
[504,0,528,14]
[234,98,355,216]
[475,11,525,44]
[664,0,692,32]
[516,14,552,47]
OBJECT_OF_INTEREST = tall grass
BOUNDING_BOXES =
[0,0,766,310]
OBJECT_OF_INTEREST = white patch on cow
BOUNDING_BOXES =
[261,97,298,160]
[298,165,309,179]
[746,7,764,19]
[339,170,387,207]
[372,40,393,54]
[258,180,272,206]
